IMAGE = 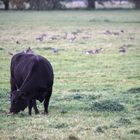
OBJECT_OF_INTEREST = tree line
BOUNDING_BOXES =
[1,0,140,10]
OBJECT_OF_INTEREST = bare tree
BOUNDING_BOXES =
[130,0,140,9]
[1,0,63,10]
[10,0,25,10]
[87,0,96,9]
[2,0,9,10]
[29,0,63,10]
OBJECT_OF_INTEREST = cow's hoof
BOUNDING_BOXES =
[7,112,15,116]
[44,112,48,115]
[35,111,39,115]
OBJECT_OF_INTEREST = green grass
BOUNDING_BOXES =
[0,10,140,140]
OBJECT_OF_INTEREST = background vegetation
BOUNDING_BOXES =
[0,10,140,140]
[0,0,140,10]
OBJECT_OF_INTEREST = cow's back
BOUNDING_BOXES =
[11,52,54,93]
[11,53,36,87]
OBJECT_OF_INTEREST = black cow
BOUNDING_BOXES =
[10,49,54,115]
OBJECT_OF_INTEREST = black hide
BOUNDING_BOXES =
[10,50,54,115]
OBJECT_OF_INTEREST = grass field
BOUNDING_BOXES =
[0,10,140,140]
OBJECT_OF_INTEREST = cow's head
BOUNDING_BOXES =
[10,90,27,114]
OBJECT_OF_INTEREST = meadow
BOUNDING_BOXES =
[0,10,140,140]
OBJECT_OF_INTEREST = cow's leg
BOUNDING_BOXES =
[27,100,33,115]
[10,77,17,113]
[44,87,52,114]
[32,100,39,114]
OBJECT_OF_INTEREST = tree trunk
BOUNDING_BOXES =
[29,0,62,10]
[134,0,140,9]
[29,0,40,10]
[88,0,95,9]
[4,0,9,10]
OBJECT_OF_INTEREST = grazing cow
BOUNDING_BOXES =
[10,48,54,115]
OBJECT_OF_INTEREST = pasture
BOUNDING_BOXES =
[0,10,140,140]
